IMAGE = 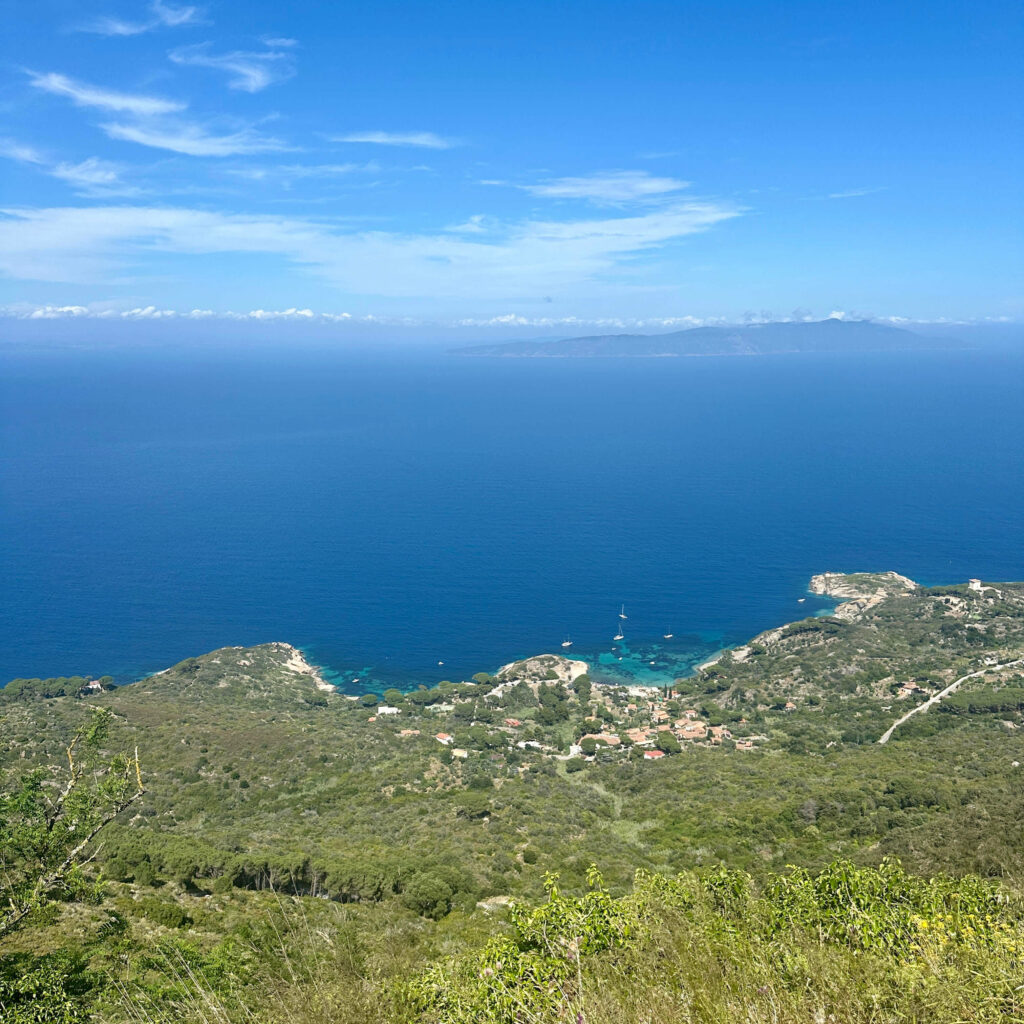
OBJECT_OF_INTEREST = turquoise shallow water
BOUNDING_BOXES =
[2,347,1022,691]
[310,593,837,695]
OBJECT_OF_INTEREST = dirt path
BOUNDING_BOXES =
[877,657,1024,744]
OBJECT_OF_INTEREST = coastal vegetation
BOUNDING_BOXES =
[2,574,1023,1021]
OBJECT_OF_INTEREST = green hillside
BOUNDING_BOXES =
[3,573,1023,1022]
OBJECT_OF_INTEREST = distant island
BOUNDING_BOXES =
[454,317,965,358]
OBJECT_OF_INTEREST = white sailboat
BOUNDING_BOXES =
[561,636,573,648]
[613,625,625,641]
[663,633,673,639]
[619,605,628,620]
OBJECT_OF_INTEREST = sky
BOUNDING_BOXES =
[1,0,1021,330]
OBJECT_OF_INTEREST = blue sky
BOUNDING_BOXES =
[1,0,1021,328]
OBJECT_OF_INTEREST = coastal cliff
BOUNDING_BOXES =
[810,570,919,620]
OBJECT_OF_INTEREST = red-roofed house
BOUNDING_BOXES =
[625,728,654,745]
[581,732,621,747]
[678,722,707,740]
[643,749,666,760]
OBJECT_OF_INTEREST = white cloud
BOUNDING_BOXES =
[262,37,298,47]
[0,138,46,165]
[49,158,141,197]
[49,158,121,188]
[5,305,1012,328]
[0,200,741,297]
[23,305,92,318]
[79,1,202,36]
[79,16,151,37]
[825,186,887,199]
[1,140,139,196]
[151,1,201,27]
[332,131,456,149]
[169,44,294,92]
[101,121,287,156]
[445,214,491,234]
[28,71,186,116]
[226,162,374,185]
[503,170,691,204]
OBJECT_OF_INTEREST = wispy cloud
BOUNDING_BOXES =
[332,131,457,149]
[101,121,287,156]
[503,170,691,204]
[151,0,201,27]
[0,138,47,165]
[78,1,203,36]
[825,186,887,199]
[28,69,284,158]
[262,36,298,47]
[28,71,186,116]
[169,43,295,92]
[225,162,376,185]
[445,214,492,234]
[0,200,741,297]
[0,139,138,196]
[49,158,140,197]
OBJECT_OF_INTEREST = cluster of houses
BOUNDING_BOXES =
[368,690,764,764]
[569,703,761,758]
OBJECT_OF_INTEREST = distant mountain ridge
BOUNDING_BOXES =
[454,318,965,357]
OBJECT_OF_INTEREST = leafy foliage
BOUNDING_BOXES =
[0,709,143,937]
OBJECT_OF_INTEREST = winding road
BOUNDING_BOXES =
[877,657,1024,744]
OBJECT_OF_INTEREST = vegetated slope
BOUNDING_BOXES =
[3,575,1024,1023]
[2,574,1023,905]
[454,318,964,357]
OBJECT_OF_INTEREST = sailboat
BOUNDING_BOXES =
[663,632,674,639]
[613,624,625,641]
[619,605,628,620]
[561,636,573,648]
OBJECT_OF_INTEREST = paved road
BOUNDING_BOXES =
[877,657,1024,744]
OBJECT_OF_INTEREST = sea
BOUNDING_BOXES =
[2,344,1022,694]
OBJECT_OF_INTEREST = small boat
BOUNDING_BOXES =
[561,636,573,648]
[797,598,806,603]
[613,630,625,641]
[619,605,628,620]
[437,660,444,666]
[663,633,673,639]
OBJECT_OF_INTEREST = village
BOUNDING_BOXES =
[356,653,772,765]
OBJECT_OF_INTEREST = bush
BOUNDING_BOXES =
[401,871,453,919]
[404,859,1023,1024]
[137,896,192,929]
[0,952,92,1024]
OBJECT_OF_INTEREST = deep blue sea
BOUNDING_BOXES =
[2,346,1022,693]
